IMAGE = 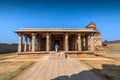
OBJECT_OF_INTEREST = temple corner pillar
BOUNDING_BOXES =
[46,33,50,52]
[28,38,31,52]
[90,33,95,52]
[65,33,68,52]
[32,33,36,52]
[24,36,28,52]
[18,33,22,54]
[78,33,81,52]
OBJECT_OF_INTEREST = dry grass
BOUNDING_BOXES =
[95,53,120,60]
[0,61,34,80]
[81,53,120,80]
[16,54,47,59]
[0,53,17,60]
[0,53,47,62]
[0,53,38,80]
[0,53,48,80]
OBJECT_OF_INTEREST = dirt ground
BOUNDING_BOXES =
[1,53,119,80]
[0,61,34,80]
[0,54,47,62]
[0,53,48,80]
[74,53,120,80]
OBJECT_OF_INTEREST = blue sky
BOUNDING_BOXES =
[0,0,120,43]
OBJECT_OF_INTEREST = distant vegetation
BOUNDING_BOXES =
[0,43,18,53]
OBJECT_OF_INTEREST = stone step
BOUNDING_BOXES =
[49,52,66,59]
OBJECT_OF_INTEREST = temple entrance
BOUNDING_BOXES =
[54,40,59,45]
[54,40,60,47]
[54,40,59,52]
[51,34,64,51]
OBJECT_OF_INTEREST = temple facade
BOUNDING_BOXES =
[14,22,104,54]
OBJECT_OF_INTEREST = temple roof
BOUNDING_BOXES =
[14,28,98,33]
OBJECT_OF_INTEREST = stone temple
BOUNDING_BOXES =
[14,22,104,55]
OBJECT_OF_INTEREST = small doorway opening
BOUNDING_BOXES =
[51,34,64,51]
[54,40,60,46]
[54,40,60,52]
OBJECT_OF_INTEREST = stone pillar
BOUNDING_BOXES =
[65,33,68,51]
[35,39,38,51]
[49,35,51,51]
[72,38,74,50]
[90,33,94,51]
[18,33,22,54]
[85,35,88,51]
[36,38,40,51]
[24,36,27,52]
[39,38,41,51]
[46,33,49,51]
[75,37,78,50]
[32,33,36,52]
[81,36,83,51]
[37,39,39,51]
[78,33,81,51]
[83,36,86,48]
[88,35,90,51]
[28,38,31,51]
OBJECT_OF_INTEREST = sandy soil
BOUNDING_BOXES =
[0,54,47,62]
[75,54,120,80]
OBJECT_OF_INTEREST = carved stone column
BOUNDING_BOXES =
[65,33,68,51]
[28,38,31,52]
[90,33,94,51]
[46,33,49,51]
[75,37,78,50]
[83,36,86,49]
[36,37,40,51]
[24,36,27,52]
[39,38,41,51]
[35,39,38,51]
[85,35,88,51]
[18,33,22,54]
[32,33,36,52]
[78,33,81,51]
[37,39,39,51]
[49,34,51,51]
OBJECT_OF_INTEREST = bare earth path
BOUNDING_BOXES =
[17,55,101,80]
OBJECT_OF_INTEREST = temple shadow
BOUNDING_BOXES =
[51,64,120,80]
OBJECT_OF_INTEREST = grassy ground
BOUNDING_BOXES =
[81,53,120,80]
[0,53,17,60]
[0,61,34,80]
[0,53,35,80]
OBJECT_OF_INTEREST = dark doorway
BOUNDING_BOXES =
[51,34,64,51]
[54,40,60,51]
[54,40,60,46]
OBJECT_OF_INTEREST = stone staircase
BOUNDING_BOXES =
[49,52,66,59]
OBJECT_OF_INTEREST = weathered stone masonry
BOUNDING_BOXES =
[14,22,104,54]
